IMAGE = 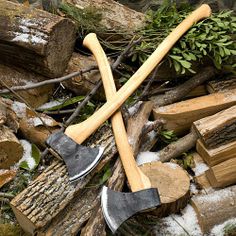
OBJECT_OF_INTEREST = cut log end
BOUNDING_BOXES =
[139,161,190,217]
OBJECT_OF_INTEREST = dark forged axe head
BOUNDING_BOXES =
[101,186,161,233]
[46,130,104,182]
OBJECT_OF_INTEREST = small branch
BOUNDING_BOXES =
[0,66,98,94]
[142,119,165,136]
[0,192,15,199]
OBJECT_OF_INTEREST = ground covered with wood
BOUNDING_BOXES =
[0,0,236,235]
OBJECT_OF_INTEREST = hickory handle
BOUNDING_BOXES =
[65,4,211,143]
[84,33,151,192]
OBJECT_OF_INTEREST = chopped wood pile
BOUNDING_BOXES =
[0,1,235,236]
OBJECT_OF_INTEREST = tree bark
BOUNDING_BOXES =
[193,105,236,148]
[153,88,236,135]
[0,125,23,169]
[207,76,236,93]
[0,0,76,78]
[191,185,236,233]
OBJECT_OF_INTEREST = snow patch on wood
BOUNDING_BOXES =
[137,151,160,165]
[210,218,236,236]
[193,162,209,176]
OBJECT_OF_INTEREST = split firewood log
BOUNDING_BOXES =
[0,64,54,108]
[153,88,236,135]
[191,185,236,233]
[193,105,236,148]
[139,161,190,217]
[206,158,236,188]
[0,0,76,78]
[196,139,236,166]
[0,125,23,169]
[207,76,236,93]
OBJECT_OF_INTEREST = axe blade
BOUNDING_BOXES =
[46,131,104,181]
[101,186,161,233]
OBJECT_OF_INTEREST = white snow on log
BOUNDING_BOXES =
[128,101,143,116]
[165,162,179,169]
[19,139,36,170]
[193,162,209,176]
[210,218,236,236]
[137,151,160,165]
[11,101,27,118]
[12,19,47,45]
[27,116,55,127]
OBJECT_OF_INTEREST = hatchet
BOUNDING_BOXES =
[46,4,211,182]
[83,33,161,233]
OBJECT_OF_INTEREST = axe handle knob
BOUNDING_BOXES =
[64,4,211,144]
[83,33,152,192]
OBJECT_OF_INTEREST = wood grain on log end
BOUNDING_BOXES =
[139,161,190,217]
[0,125,23,169]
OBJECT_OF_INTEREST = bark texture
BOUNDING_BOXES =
[207,76,236,93]
[0,0,76,77]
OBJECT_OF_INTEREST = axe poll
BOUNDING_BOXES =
[46,4,211,182]
[83,33,161,233]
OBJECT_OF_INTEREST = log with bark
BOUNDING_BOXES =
[139,161,190,217]
[196,139,236,166]
[193,105,236,148]
[207,76,236,93]
[0,0,76,78]
[0,125,23,169]
[206,158,236,188]
[191,185,236,233]
[153,88,236,135]
[0,64,54,108]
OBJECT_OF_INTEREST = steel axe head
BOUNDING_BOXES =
[101,186,161,233]
[46,131,104,182]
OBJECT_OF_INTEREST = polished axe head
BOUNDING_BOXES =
[101,186,161,233]
[46,131,104,182]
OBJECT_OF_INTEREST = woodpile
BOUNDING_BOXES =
[0,1,235,236]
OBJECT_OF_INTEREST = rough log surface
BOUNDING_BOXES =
[207,76,236,93]
[153,89,236,134]
[0,0,76,77]
[206,158,236,188]
[191,185,236,233]
[140,161,190,217]
[11,125,117,235]
[196,139,236,166]
[0,125,23,169]
[0,64,54,108]
[193,105,236,148]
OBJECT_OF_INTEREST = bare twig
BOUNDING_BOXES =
[0,192,15,199]
[0,66,98,94]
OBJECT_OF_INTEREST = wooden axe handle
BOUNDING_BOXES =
[65,4,211,143]
[84,33,151,192]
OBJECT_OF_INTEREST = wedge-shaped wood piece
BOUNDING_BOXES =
[191,185,236,233]
[196,139,236,166]
[193,105,236,148]
[205,158,236,188]
[153,89,236,134]
[0,0,76,77]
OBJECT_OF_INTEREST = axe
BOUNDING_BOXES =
[83,33,161,233]
[46,4,211,182]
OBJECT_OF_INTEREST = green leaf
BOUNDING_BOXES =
[31,144,41,168]
[173,60,181,72]
[179,60,191,69]
[169,55,182,61]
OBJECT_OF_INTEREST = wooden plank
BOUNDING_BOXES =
[0,0,76,77]
[196,139,236,166]
[206,158,236,188]
[191,185,236,233]
[153,89,236,134]
[193,105,236,148]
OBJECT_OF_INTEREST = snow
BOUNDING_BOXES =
[12,19,47,45]
[136,151,160,165]
[28,116,55,127]
[210,218,236,236]
[19,140,36,170]
[11,101,27,118]
[165,162,179,169]
[128,101,143,116]
[193,162,209,176]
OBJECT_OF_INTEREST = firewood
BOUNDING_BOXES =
[194,173,212,193]
[10,125,117,235]
[62,53,105,100]
[206,158,236,188]
[153,89,236,134]
[0,100,7,126]
[64,0,145,38]
[207,76,236,93]
[196,139,236,166]
[0,0,76,78]
[0,64,54,108]
[191,185,236,233]
[0,125,23,169]
[193,105,236,148]
[139,161,190,217]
